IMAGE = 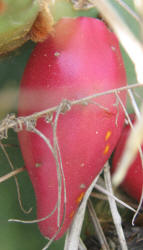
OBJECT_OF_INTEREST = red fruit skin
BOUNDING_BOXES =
[18,17,127,240]
[111,115,143,202]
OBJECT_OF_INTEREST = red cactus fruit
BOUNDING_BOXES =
[18,17,127,240]
[111,115,143,202]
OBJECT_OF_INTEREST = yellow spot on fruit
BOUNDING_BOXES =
[69,210,75,218]
[76,192,85,204]
[103,144,110,154]
[105,131,112,141]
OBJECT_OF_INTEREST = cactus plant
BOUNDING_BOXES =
[0,0,38,54]
[0,0,55,55]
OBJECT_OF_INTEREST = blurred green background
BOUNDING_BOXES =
[0,0,142,249]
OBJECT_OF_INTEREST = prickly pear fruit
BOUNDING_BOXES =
[111,115,143,202]
[18,17,127,240]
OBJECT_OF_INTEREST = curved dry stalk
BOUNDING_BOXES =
[94,183,136,213]
[115,0,140,22]
[104,162,128,250]
[9,201,58,224]
[52,100,68,228]
[8,126,59,225]
[112,95,143,187]
[30,124,67,231]
[0,167,25,183]
[0,83,142,140]
[9,110,67,249]
[31,126,54,154]
[87,199,110,250]
[63,173,101,250]
[125,91,143,223]
[0,142,32,214]
[8,125,58,225]
[112,97,143,225]
[127,89,141,119]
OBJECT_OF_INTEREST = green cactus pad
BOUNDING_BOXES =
[0,0,39,55]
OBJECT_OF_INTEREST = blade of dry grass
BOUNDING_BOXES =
[104,162,128,250]
[87,198,110,250]
[112,104,143,186]
[115,0,140,22]
[64,173,100,250]
[0,167,25,183]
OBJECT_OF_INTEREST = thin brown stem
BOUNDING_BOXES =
[0,83,142,140]
[0,167,25,183]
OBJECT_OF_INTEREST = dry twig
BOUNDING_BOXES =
[87,198,110,250]
[104,162,128,250]
[63,174,100,250]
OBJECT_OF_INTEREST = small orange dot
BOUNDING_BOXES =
[76,192,85,204]
[105,131,112,141]
[69,210,75,218]
[103,144,110,154]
